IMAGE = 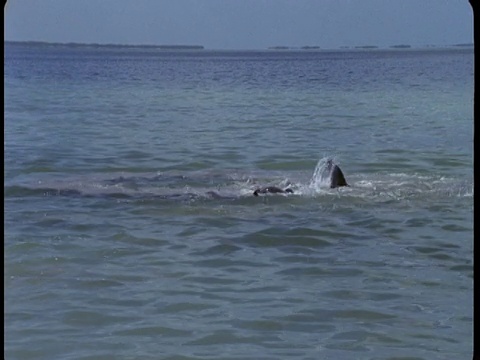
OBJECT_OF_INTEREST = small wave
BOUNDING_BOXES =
[4,185,84,198]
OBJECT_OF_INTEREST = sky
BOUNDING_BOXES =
[4,0,474,50]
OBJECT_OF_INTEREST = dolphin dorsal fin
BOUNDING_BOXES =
[330,163,349,188]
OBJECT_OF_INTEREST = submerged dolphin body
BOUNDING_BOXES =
[326,159,349,188]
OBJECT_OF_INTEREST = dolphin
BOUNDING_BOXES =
[252,160,348,196]
[326,159,349,188]
[253,186,294,196]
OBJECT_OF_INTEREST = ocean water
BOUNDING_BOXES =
[4,43,473,359]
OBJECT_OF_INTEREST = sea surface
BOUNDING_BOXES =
[4,43,473,359]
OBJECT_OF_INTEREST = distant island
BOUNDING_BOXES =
[268,45,321,50]
[354,45,378,49]
[5,41,204,50]
[451,43,474,47]
[390,44,411,49]
[268,46,290,50]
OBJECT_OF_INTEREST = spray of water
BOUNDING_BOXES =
[309,157,334,192]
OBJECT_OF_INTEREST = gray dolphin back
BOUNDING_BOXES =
[329,162,349,188]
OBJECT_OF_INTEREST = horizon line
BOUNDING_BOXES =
[4,40,474,51]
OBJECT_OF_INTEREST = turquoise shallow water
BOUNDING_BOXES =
[4,43,473,359]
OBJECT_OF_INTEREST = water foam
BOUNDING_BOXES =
[307,157,340,194]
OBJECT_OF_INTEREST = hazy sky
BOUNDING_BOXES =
[4,0,473,49]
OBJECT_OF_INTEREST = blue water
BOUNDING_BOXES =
[4,43,473,359]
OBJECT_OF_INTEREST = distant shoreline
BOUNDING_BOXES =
[4,41,204,50]
[268,43,473,51]
[4,40,473,51]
